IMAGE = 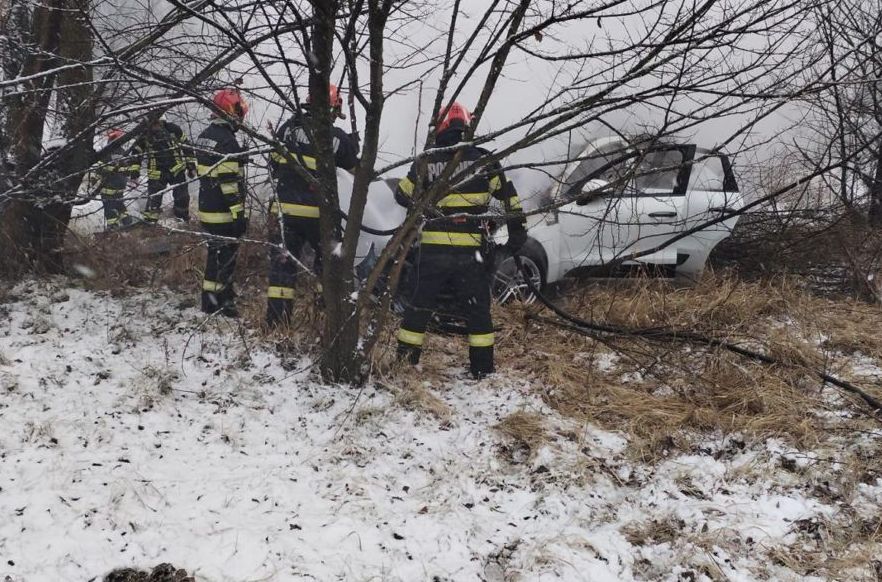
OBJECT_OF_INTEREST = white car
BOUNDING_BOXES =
[488,136,744,301]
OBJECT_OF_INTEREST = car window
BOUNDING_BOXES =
[562,143,632,201]
[688,155,726,192]
[633,149,684,194]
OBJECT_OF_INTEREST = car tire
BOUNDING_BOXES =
[492,239,547,304]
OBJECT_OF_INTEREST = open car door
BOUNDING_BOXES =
[550,138,692,274]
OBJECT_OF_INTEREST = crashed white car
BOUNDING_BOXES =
[488,137,744,301]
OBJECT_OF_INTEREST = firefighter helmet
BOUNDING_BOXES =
[106,128,125,141]
[436,102,471,134]
[306,84,343,109]
[212,88,249,119]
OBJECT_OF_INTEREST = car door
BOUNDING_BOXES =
[677,150,743,273]
[621,145,694,266]
[552,138,637,272]
[553,140,692,272]
[683,150,742,231]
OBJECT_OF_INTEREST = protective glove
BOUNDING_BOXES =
[229,203,247,237]
[505,224,528,253]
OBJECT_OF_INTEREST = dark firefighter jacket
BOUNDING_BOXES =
[194,119,248,224]
[128,121,195,179]
[269,112,359,218]
[92,149,129,195]
[395,129,525,250]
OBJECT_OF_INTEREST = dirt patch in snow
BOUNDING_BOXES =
[102,563,194,582]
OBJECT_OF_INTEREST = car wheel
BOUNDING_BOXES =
[492,245,546,304]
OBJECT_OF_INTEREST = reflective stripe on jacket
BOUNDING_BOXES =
[395,133,519,249]
[269,112,359,216]
[195,119,248,224]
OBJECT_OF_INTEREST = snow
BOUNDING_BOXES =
[0,280,855,581]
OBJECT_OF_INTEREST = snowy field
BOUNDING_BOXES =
[0,279,879,581]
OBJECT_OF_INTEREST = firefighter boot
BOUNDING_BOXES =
[469,346,495,379]
[173,205,191,222]
[266,297,293,328]
[397,342,422,366]
[201,288,238,318]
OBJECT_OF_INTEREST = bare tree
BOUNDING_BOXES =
[5,0,876,384]
[798,1,882,219]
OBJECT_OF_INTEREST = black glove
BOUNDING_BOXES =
[505,225,528,253]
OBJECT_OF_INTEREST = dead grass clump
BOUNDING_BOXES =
[570,357,819,456]
[66,222,271,295]
[622,514,686,546]
[66,228,200,292]
[816,303,882,359]
[766,513,882,581]
[381,375,452,420]
[495,410,549,454]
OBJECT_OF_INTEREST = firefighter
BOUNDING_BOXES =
[91,129,134,230]
[127,116,196,223]
[195,88,250,317]
[394,102,527,379]
[265,84,359,326]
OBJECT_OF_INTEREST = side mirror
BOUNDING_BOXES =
[576,178,610,206]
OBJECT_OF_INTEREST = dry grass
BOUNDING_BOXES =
[390,378,452,420]
[484,270,882,460]
[622,514,686,546]
[767,514,882,581]
[494,410,549,454]
[64,222,328,352]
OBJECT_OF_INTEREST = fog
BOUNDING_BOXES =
[102,1,814,200]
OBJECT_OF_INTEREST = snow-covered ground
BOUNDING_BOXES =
[0,279,878,581]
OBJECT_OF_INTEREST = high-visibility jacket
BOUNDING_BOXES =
[128,121,195,180]
[269,112,359,219]
[194,119,248,224]
[395,130,525,250]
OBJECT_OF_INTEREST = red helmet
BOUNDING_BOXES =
[212,88,249,119]
[106,128,125,141]
[436,102,471,134]
[306,84,344,109]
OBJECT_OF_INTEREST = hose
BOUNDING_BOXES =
[335,208,399,236]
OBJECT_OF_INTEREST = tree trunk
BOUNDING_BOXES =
[310,2,365,384]
[0,0,93,276]
[868,143,882,226]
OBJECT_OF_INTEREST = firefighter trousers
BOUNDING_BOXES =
[201,222,240,314]
[397,248,494,378]
[145,171,190,221]
[266,217,322,326]
[100,189,128,228]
